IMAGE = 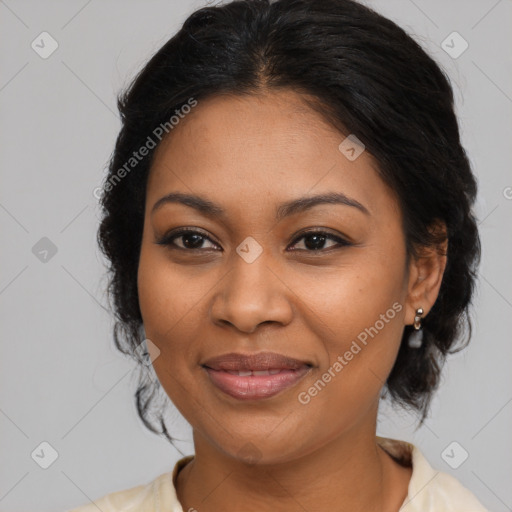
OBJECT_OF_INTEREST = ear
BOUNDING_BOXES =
[404,221,448,325]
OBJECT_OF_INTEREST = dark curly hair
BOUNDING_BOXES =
[97,0,481,443]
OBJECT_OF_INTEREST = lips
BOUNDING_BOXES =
[202,351,311,372]
[223,369,282,376]
[201,351,312,400]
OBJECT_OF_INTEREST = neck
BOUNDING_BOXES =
[176,414,411,511]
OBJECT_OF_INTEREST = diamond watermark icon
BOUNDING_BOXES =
[237,442,262,463]
[31,32,59,59]
[441,32,468,59]
[32,237,58,263]
[441,441,469,469]
[135,338,161,366]
[338,134,365,161]
[236,236,263,263]
[31,441,59,469]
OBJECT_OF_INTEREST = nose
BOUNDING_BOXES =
[209,249,294,334]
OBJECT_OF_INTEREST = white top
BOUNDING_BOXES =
[66,437,489,511]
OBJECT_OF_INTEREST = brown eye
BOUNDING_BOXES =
[155,229,220,251]
[288,230,352,252]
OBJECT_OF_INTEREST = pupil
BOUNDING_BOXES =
[183,234,203,249]
[305,234,326,250]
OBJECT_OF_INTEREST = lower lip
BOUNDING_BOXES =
[203,366,311,401]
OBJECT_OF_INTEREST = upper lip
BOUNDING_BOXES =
[202,351,312,371]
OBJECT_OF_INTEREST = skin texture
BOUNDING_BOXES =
[137,89,447,511]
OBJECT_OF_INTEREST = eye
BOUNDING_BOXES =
[287,229,352,252]
[155,228,220,251]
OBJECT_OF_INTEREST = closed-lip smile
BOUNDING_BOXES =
[201,351,313,400]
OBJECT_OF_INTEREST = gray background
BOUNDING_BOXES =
[0,0,511,510]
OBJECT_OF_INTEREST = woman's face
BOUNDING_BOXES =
[138,90,417,464]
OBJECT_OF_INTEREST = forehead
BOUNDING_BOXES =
[146,90,400,221]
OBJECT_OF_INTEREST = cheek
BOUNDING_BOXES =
[305,245,406,340]
[299,249,407,404]
[137,241,228,414]
[137,242,206,337]
[137,245,200,380]
[137,253,201,415]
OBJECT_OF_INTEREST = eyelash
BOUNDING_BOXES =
[155,227,352,253]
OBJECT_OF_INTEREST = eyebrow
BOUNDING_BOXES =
[151,191,370,219]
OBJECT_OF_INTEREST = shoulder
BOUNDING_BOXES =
[65,474,165,512]
[65,456,193,512]
[407,448,489,511]
[65,480,153,511]
[377,437,489,511]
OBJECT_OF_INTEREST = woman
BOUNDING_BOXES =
[68,0,488,510]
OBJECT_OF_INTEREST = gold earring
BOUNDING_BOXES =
[408,307,424,348]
